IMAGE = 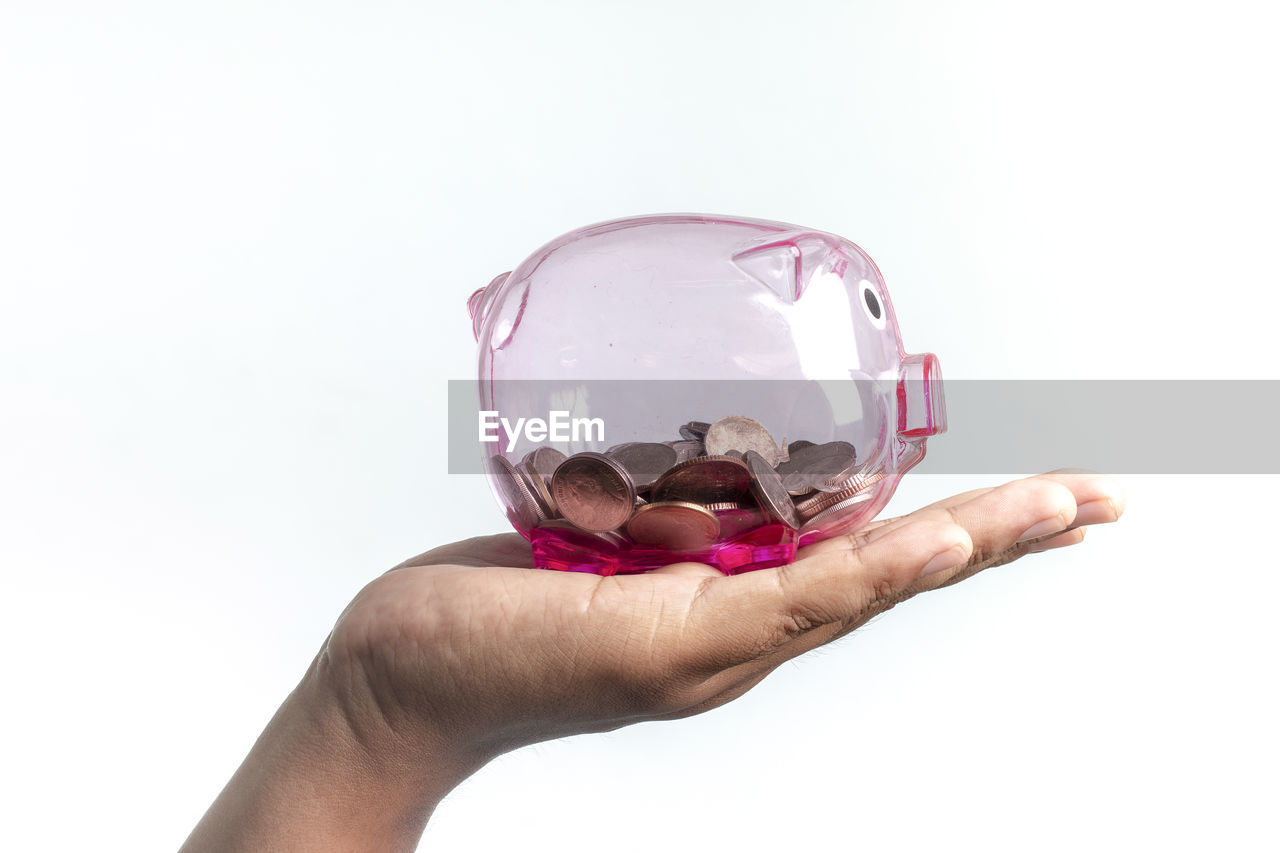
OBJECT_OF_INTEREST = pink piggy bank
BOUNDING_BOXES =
[468,214,946,576]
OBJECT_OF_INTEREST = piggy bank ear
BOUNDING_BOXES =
[468,272,511,341]
[731,231,837,304]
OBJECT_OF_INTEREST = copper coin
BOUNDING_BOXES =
[534,518,629,549]
[796,469,886,520]
[796,484,855,519]
[799,492,877,529]
[650,455,752,505]
[550,452,637,532]
[705,501,749,512]
[606,442,678,490]
[744,450,799,529]
[716,505,769,539]
[626,501,720,550]
[486,454,545,529]
[516,459,559,519]
[679,421,711,441]
[703,415,779,466]
[523,446,567,479]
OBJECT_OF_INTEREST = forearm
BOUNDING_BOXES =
[180,652,468,853]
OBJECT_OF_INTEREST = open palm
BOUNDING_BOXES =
[324,470,1122,762]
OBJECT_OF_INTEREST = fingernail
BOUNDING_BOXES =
[920,545,968,578]
[1073,498,1118,526]
[1016,516,1067,544]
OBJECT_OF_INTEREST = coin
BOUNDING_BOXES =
[606,442,678,490]
[626,501,720,550]
[716,506,769,540]
[534,518,629,549]
[780,471,818,496]
[605,441,639,455]
[743,450,799,529]
[516,460,559,519]
[776,440,858,492]
[786,439,817,454]
[703,415,779,466]
[487,454,545,529]
[679,421,711,441]
[666,439,704,463]
[523,446,567,479]
[650,455,753,505]
[550,452,637,532]
[704,501,749,512]
[795,468,885,520]
[823,468,888,496]
[799,491,876,529]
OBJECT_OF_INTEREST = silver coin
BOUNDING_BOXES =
[795,468,885,521]
[666,439,704,463]
[781,472,819,497]
[606,442,678,490]
[776,440,858,493]
[823,468,888,496]
[799,491,876,529]
[550,452,638,532]
[743,450,799,529]
[795,485,849,519]
[704,415,779,466]
[522,446,567,479]
[516,459,559,519]
[679,421,711,441]
[605,441,639,455]
[650,455,752,505]
[486,454,545,530]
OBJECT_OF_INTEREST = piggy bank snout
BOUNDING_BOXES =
[897,353,947,438]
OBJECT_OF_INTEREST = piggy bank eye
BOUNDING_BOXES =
[861,282,886,328]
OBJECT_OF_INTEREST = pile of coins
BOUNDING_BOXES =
[487,415,885,552]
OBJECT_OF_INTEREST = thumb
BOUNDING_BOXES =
[682,520,972,670]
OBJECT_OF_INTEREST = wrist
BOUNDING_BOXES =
[182,648,478,852]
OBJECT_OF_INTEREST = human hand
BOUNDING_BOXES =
[182,470,1123,852]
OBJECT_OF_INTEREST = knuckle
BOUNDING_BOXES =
[1012,478,1076,520]
[778,603,827,640]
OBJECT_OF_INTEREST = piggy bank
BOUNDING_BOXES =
[468,213,945,575]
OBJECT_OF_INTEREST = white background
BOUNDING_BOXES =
[2,2,1277,850]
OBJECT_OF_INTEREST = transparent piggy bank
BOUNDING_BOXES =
[468,213,946,575]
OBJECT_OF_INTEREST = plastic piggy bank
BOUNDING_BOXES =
[467,213,946,575]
